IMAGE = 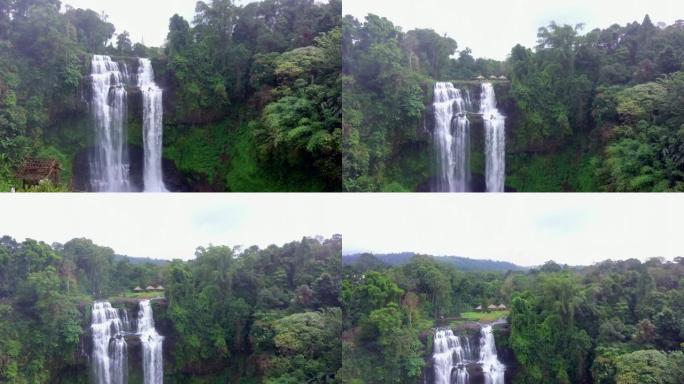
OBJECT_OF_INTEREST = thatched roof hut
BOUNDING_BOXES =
[487,304,497,310]
[16,158,60,187]
[155,285,165,291]
[498,304,507,309]
[133,286,143,291]
[475,305,483,311]
[145,286,155,291]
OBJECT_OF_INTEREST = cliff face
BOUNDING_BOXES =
[420,322,519,384]
[68,56,190,191]
[54,299,174,384]
[71,144,190,192]
[423,80,516,192]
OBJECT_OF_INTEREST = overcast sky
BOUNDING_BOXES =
[1,194,682,266]
[340,194,684,267]
[344,0,684,60]
[61,0,260,47]
[0,194,342,260]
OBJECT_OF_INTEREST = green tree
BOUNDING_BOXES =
[115,30,132,54]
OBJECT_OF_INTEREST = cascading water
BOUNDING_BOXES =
[480,83,506,192]
[433,82,471,192]
[90,55,131,192]
[433,329,471,384]
[91,301,128,384]
[432,325,505,384]
[90,300,164,384]
[137,59,167,192]
[479,325,505,384]
[137,300,164,384]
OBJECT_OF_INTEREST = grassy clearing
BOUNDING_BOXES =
[108,291,165,301]
[450,310,509,327]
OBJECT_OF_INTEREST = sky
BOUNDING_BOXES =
[339,194,684,267]
[61,0,260,47]
[0,194,342,260]
[1,194,682,266]
[344,0,684,60]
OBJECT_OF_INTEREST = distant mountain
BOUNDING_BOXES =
[343,252,526,272]
[113,254,169,266]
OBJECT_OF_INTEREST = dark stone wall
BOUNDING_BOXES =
[71,144,190,192]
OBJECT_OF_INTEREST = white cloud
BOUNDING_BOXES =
[0,194,342,260]
[338,194,684,266]
[1,194,681,266]
[343,0,684,60]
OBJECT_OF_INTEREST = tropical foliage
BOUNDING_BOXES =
[0,234,342,383]
[342,254,684,384]
[344,12,684,191]
[0,0,341,191]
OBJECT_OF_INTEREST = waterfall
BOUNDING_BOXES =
[137,300,164,384]
[432,326,505,384]
[480,83,506,192]
[479,325,505,384]
[91,301,128,384]
[90,55,131,192]
[137,59,167,192]
[91,300,164,384]
[433,82,471,192]
[433,329,470,384]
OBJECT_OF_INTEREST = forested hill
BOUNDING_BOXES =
[341,254,684,383]
[0,0,341,192]
[0,234,342,383]
[343,252,526,272]
[343,13,684,192]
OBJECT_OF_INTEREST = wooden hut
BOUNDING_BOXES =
[16,158,60,188]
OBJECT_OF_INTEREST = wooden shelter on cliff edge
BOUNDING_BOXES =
[16,158,60,188]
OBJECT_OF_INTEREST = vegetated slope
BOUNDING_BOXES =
[341,255,684,383]
[0,234,342,383]
[0,0,341,192]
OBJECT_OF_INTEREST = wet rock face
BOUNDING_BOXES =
[425,322,517,384]
[425,81,517,193]
[71,144,191,192]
